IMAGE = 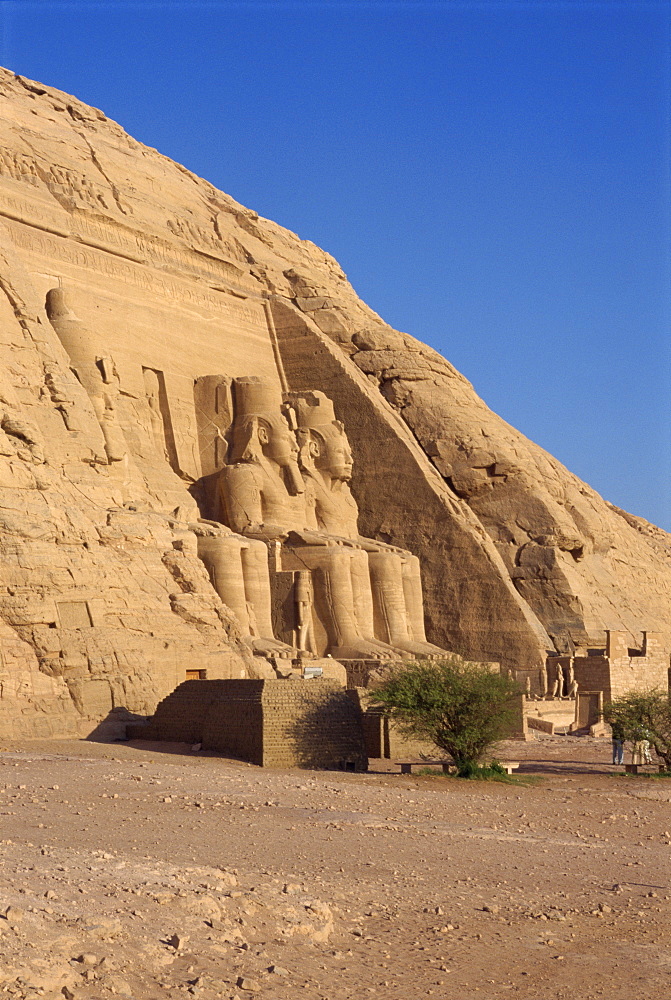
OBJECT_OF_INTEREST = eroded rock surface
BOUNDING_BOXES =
[0,67,668,733]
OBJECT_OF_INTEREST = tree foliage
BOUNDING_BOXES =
[370,656,521,771]
[604,690,671,769]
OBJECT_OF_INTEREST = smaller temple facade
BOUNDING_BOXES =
[548,630,668,702]
[524,631,669,736]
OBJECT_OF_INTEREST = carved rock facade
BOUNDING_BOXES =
[0,68,668,735]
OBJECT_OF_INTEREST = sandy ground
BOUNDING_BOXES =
[0,734,669,1000]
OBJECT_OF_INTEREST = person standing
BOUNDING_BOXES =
[611,720,625,766]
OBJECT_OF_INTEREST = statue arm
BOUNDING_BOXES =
[220,464,264,533]
[355,535,408,554]
[282,528,347,547]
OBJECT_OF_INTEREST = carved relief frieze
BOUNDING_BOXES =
[0,146,110,211]
[0,167,255,291]
[3,216,264,323]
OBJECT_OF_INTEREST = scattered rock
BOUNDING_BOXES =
[167,934,189,950]
[237,976,261,992]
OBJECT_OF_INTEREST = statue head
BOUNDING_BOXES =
[45,286,79,323]
[292,391,353,482]
[230,377,298,466]
[229,377,303,494]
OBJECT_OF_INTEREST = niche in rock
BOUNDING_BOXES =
[192,375,234,520]
[142,367,180,474]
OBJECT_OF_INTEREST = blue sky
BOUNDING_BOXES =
[1,0,669,529]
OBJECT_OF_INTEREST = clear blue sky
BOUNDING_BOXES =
[2,0,669,529]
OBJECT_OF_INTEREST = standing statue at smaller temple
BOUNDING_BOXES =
[538,662,548,699]
[552,662,564,699]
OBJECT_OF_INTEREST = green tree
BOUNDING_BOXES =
[370,656,521,773]
[604,690,671,770]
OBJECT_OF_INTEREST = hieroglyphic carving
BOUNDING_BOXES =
[0,163,252,289]
[0,189,69,236]
[0,147,110,211]
[4,217,263,322]
[167,213,252,266]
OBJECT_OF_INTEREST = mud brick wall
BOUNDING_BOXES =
[133,678,367,770]
[201,680,265,764]
[257,679,367,769]
[130,679,225,745]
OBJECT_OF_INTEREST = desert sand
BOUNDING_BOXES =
[0,735,669,999]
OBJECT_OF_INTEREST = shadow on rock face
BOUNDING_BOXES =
[85,706,149,743]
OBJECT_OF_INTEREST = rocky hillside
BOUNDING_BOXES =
[0,67,667,734]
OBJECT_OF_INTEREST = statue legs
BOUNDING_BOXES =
[349,548,377,638]
[240,539,276,641]
[401,554,445,655]
[294,544,397,660]
[197,534,293,657]
[369,550,444,658]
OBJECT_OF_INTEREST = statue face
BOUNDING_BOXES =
[259,415,298,467]
[315,423,353,481]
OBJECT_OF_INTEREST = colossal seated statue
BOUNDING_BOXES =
[212,376,444,662]
[292,390,445,659]
[216,377,392,661]
[45,287,127,466]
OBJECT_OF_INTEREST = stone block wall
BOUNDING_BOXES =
[129,679,225,745]
[132,678,367,770]
[202,680,264,764]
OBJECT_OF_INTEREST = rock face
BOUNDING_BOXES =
[0,67,668,735]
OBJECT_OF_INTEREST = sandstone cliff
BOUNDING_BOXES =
[0,67,667,734]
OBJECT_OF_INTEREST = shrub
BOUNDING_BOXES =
[604,690,671,769]
[370,655,521,770]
